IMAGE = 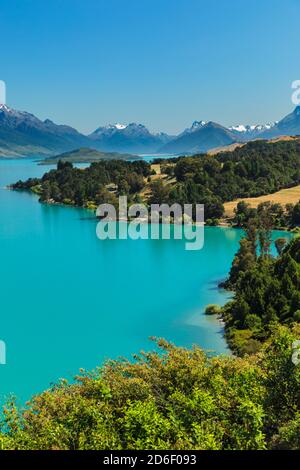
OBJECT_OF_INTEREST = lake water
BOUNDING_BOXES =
[0,158,291,403]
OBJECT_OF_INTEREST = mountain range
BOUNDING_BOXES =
[0,103,300,157]
[88,122,172,153]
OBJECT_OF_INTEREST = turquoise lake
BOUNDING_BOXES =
[0,158,292,403]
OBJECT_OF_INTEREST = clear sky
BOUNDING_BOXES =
[0,0,299,134]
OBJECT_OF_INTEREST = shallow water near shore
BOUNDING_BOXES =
[0,158,292,402]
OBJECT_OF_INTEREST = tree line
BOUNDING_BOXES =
[232,200,300,229]
[12,139,300,223]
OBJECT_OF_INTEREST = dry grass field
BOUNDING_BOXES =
[224,185,300,217]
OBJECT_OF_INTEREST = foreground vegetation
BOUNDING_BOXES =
[12,139,300,224]
[221,215,300,354]
[0,326,299,450]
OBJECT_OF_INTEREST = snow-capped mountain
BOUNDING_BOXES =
[178,119,278,143]
[0,104,90,156]
[92,123,128,134]
[260,106,300,138]
[228,107,300,141]
[112,123,127,130]
[160,108,300,154]
[228,121,278,140]
[161,122,237,154]
[228,122,277,133]
[181,120,207,135]
[89,122,172,153]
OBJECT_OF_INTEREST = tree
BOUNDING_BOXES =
[275,238,287,256]
[149,180,170,205]
[225,218,258,288]
[227,238,257,287]
[291,201,300,226]
[257,203,273,258]
[233,201,252,227]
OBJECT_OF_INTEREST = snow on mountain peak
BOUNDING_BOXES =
[181,120,207,136]
[228,122,277,134]
[0,104,12,113]
[102,123,128,130]
[113,123,127,130]
[229,124,247,133]
[191,120,207,130]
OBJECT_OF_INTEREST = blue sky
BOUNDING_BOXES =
[0,0,299,134]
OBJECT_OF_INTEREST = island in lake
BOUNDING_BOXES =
[39,147,139,165]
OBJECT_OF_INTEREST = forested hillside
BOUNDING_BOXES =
[222,214,300,354]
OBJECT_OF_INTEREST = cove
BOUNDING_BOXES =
[0,158,292,403]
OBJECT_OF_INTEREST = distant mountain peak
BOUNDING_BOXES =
[0,104,28,118]
[0,105,91,157]
[0,104,41,123]
[191,120,207,129]
[105,123,127,130]
[88,121,172,153]
[228,121,277,134]
[161,120,236,154]
[228,124,248,133]
[0,104,11,112]
[98,122,149,132]
[181,120,207,136]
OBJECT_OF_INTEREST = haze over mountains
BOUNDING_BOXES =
[0,103,300,158]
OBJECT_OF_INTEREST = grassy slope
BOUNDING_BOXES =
[223,185,300,217]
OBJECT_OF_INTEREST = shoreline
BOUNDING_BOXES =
[8,188,295,233]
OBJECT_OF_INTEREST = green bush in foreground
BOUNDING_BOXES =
[0,326,299,450]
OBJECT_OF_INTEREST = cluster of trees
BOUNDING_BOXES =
[233,200,300,229]
[222,217,300,355]
[1,327,299,450]
[12,139,300,223]
[12,160,151,208]
[149,179,224,221]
